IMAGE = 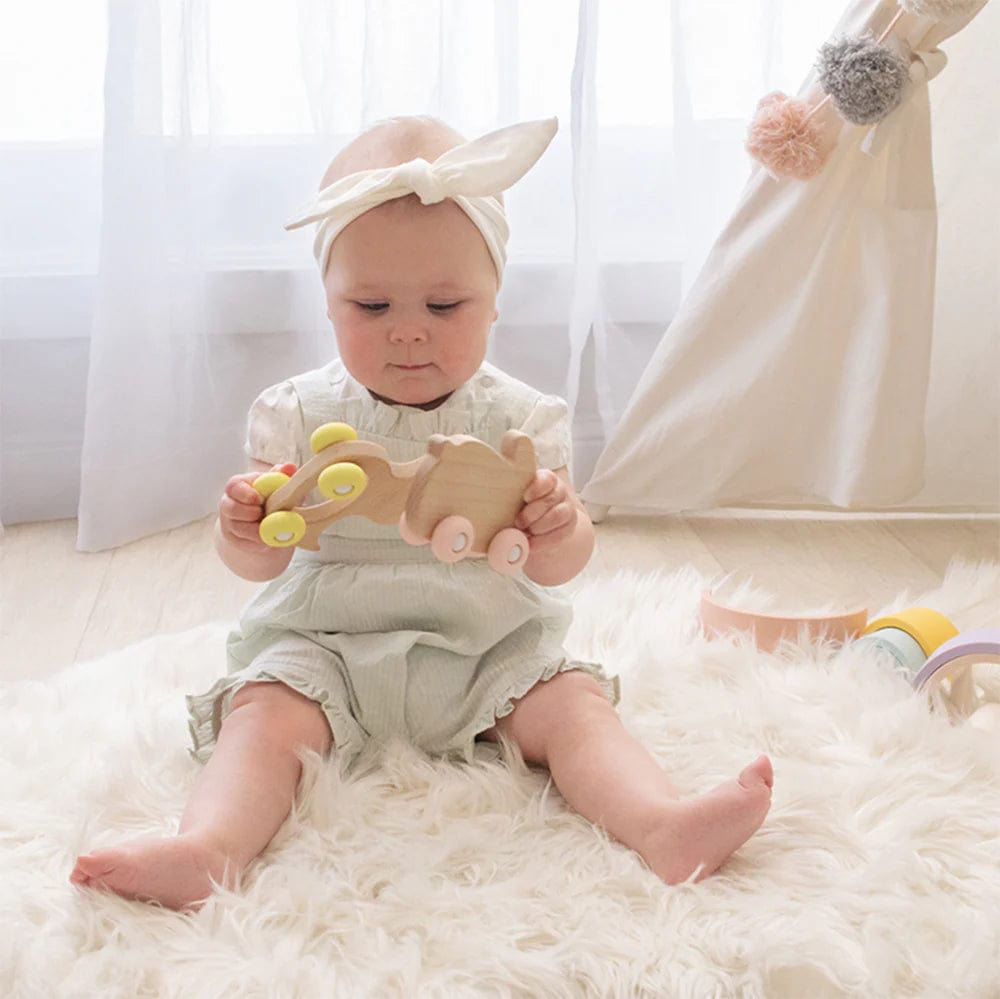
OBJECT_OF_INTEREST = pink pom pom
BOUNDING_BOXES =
[746,92,827,180]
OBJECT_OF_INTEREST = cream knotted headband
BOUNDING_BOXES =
[285,117,559,285]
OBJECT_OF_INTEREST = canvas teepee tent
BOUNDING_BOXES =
[582,0,993,520]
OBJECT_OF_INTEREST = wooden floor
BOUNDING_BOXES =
[2,512,997,683]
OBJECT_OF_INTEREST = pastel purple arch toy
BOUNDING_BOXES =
[911,628,1000,727]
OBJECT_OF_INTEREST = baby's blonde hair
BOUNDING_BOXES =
[318,115,467,190]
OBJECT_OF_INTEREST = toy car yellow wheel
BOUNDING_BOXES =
[318,461,368,500]
[259,511,306,547]
[252,471,290,499]
[310,422,358,454]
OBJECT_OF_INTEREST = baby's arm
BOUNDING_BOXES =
[215,459,297,582]
[516,466,594,587]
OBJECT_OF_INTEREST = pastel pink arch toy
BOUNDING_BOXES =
[699,591,868,652]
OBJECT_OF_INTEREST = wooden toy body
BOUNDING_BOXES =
[403,432,536,553]
[261,429,536,564]
[264,441,423,551]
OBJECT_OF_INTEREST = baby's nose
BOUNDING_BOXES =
[389,321,429,343]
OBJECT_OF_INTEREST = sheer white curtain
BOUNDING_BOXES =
[0,0,846,548]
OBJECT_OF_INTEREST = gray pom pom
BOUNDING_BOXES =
[817,36,909,125]
[900,0,981,17]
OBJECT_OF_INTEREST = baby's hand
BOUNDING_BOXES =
[218,463,297,552]
[514,470,578,549]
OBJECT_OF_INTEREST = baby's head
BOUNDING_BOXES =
[319,116,501,408]
[286,115,557,408]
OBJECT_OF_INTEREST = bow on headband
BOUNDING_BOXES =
[285,117,559,283]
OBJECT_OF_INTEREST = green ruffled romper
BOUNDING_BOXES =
[186,359,618,770]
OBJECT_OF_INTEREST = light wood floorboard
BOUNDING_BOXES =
[1,513,997,682]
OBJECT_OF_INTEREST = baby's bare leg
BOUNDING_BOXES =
[70,682,331,911]
[482,670,772,885]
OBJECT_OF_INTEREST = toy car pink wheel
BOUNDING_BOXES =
[430,515,475,563]
[487,528,530,575]
[398,512,428,546]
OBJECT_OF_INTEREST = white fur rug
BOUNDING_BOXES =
[3,561,1000,998]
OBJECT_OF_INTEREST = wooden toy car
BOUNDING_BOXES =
[400,432,535,573]
[252,422,536,575]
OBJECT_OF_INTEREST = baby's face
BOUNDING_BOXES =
[325,196,499,407]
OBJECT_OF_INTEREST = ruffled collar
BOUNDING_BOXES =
[331,360,482,440]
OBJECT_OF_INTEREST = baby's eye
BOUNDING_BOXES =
[356,302,388,313]
[427,302,461,313]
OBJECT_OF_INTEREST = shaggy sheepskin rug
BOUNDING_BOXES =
[3,561,1000,998]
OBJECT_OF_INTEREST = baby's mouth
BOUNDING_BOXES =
[394,363,432,370]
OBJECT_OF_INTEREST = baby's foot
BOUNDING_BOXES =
[639,755,773,885]
[69,834,239,912]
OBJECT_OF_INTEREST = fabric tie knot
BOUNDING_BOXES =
[284,117,558,285]
[393,159,448,205]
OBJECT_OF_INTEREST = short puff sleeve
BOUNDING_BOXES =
[244,381,305,467]
[518,393,572,471]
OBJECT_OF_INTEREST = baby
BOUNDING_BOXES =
[70,116,773,912]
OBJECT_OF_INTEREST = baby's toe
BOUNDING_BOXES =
[738,754,774,791]
[70,852,115,886]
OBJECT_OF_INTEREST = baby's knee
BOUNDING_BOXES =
[228,680,333,756]
[499,669,614,762]
[528,670,611,722]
